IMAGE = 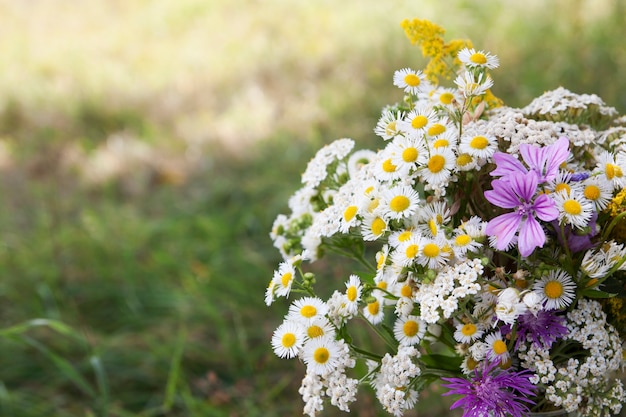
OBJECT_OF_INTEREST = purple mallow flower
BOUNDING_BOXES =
[515,309,569,350]
[442,360,536,417]
[490,137,570,183]
[485,171,559,257]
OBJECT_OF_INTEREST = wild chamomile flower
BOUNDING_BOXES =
[339,201,362,233]
[420,147,456,186]
[429,129,458,151]
[287,297,328,325]
[454,152,477,171]
[454,71,494,98]
[547,171,581,197]
[374,108,404,140]
[418,201,451,239]
[265,279,276,306]
[595,150,626,190]
[302,335,342,375]
[388,226,417,248]
[344,274,363,310]
[398,104,438,136]
[552,190,594,230]
[392,235,425,267]
[451,229,483,258]
[426,118,453,139]
[273,261,296,298]
[372,149,406,182]
[459,131,497,159]
[533,269,576,310]
[303,317,336,341]
[271,320,305,359]
[393,68,428,95]
[394,315,427,346]
[416,237,450,270]
[388,136,429,170]
[454,321,485,344]
[484,331,510,365]
[581,176,613,210]
[457,47,500,69]
[363,294,385,325]
[380,185,421,220]
[361,211,388,241]
[429,86,460,108]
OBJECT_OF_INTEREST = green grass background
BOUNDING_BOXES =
[0,0,624,416]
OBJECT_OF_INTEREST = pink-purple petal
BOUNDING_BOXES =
[490,152,526,178]
[484,180,521,208]
[486,212,520,250]
[518,216,546,257]
[544,136,570,182]
[533,194,559,221]
[509,171,538,201]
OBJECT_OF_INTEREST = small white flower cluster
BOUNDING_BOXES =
[519,300,626,415]
[370,346,421,417]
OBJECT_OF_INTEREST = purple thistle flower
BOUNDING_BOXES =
[442,360,536,417]
[515,309,569,350]
[485,171,559,257]
[490,137,570,183]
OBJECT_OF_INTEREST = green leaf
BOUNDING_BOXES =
[580,289,617,299]
[420,354,463,373]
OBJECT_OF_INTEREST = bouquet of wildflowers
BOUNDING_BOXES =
[266,18,626,417]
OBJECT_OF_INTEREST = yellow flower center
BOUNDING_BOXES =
[457,153,473,166]
[455,234,471,246]
[423,243,440,258]
[390,195,410,212]
[405,244,419,259]
[371,217,386,236]
[584,184,601,201]
[439,92,454,104]
[427,123,446,136]
[606,163,623,179]
[470,52,487,65]
[411,115,428,129]
[428,155,446,173]
[563,199,582,215]
[364,186,375,195]
[385,121,397,137]
[343,205,358,222]
[466,357,478,371]
[347,286,358,302]
[470,136,489,150]
[307,325,324,338]
[282,333,296,348]
[544,281,564,299]
[403,320,419,337]
[404,73,421,87]
[281,272,293,287]
[377,281,387,290]
[492,339,507,355]
[402,147,418,162]
[368,198,380,212]
[428,218,438,236]
[367,301,380,315]
[401,284,413,298]
[382,158,397,173]
[433,139,449,149]
[554,183,571,195]
[301,305,317,318]
[398,230,412,242]
[313,347,330,364]
[461,323,476,336]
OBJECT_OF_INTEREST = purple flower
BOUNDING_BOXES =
[485,171,559,257]
[515,309,569,350]
[442,360,536,417]
[490,137,570,183]
[552,211,599,253]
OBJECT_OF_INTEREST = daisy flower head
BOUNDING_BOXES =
[451,228,483,258]
[417,200,451,238]
[581,175,613,210]
[273,261,296,298]
[339,201,362,233]
[271,320,305,359]
[484,331,510,365]
[429,128,458,151]
[303,317,336,341]
[454,71,494,98]
[416,237,450,270]
[363,294,385,325]
[392,235,424,267]
[374,108,404,140]
[361,211,388,241]
[372,148,406,182]
[454,321,485,344]
[457,47,500,69]
[532,269,576,310]
[302,335,343,375]
[426,118,454,140]
[393,67,428,95]
[420,147,456,187]
[458,131,497,160]
[454,152,477,172]
[287,297,328,325]
[380,185,421,220]
[547,170,582,197]
[595,149,626,190]
[397,103,438,136]
[429,86,461,108]
[552,189,594,230]
[344,274,363,308]
[394,315,427,346]
[388,135,428,170]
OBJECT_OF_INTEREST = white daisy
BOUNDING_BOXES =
[419,147,456,187]
[417,200,451,238]
[303,317,336,341]
[388,136,429,170]
[484,331,510,365]
[457,47,500,69]
[271,320,305,359]
[372,149,405,182]
[265,279,276,306]
[458,131,497,159]
[287,297,328,325]
[595,150,626,190]
[533,269,576,310]
[344,274,363,311]
[552,190,594,230]
[582,175,613,210]
[416,238,450,270]
[425,119,454,139]
[302,335,342,375]
[428,86,461,108]
[273,261,296,298]
[450,229,482,258]
[361,211,388,241]
[388,226,418,248]
[393,68,428,95]
[397,104,438,136]
[453,321,485,344]
[374,108,404,140]
[393,315,426,346]
[363,294,385,325]
[339,202,362,233]
[380,185,421,220]
[547,171,582,197]
[392,235,425,267]
[429,129,459,151]
[454,152,477,172]
[454,71,494,98]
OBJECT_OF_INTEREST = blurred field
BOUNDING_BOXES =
[0,0,624,416]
